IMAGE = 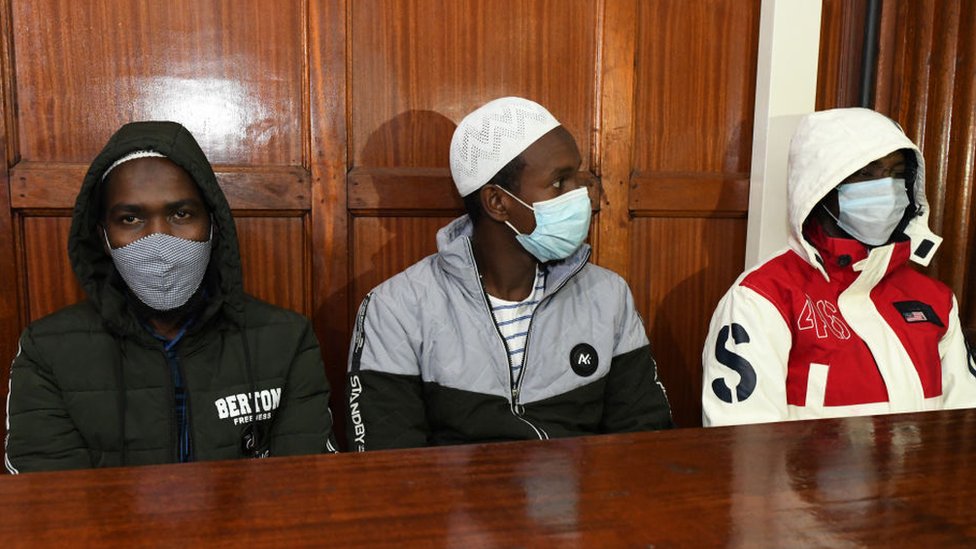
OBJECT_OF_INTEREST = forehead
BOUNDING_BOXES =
[102,157,203,205]
[862,150,909,170]
[518,127,581,176]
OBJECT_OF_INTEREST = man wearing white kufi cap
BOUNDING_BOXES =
[346,97,673,451]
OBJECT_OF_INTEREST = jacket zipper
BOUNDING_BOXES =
[468,242,591,440]
[165,337,196,463]
[466,242,547,439]
[480,284,548,440]
[175,349,194,462]
[511,249,591,411]
[161,345,179,463]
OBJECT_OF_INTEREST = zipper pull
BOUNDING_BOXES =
[512,387,520,403]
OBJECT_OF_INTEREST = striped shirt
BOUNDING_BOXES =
[488,268,547,390]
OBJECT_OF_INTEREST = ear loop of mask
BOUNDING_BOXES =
[493,185,534,236]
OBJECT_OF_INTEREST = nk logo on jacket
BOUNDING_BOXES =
[214,388,282,425]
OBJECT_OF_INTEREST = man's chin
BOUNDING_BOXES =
[128,285,207,326]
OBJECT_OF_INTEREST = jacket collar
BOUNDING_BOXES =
[804,222,912,284]
[434,215,590,299]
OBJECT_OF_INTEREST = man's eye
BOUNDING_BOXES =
[553,178,564,189]
[120,215,139,225]
[173,209,191,220]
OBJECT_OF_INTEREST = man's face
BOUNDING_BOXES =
[823,149,912,218]
[101,157,210,249]
[504,126,589,234]
[841,149,911,184]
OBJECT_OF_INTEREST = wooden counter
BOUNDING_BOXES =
[2,409,975,547]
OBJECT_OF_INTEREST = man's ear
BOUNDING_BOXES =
[480,185,510,223]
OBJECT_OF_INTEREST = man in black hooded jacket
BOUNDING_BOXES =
[5,121,337,473]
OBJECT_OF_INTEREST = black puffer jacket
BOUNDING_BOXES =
[5,122,336,473]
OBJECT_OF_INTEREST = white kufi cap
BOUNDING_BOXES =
[450,96,560,197]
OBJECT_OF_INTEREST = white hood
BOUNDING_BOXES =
[786,108,942,278]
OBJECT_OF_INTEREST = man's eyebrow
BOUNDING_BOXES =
[107,203,142,213]
[165,198,205,209]
[550,165,578,178]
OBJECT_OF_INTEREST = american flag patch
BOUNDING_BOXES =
[893,301,944,327]
[903,311,928,323]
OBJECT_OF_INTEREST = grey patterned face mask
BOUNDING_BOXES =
[104,228,212,311]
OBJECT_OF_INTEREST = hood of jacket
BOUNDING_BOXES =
[786,107,942,278]
[68,121,245,337]
[434,215,591,299]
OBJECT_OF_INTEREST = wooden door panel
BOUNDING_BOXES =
[22,216,83,322]
[349,0,598,170]
[10,165,310,211]
[236,216,308,315]
[630,216,748,428]
[633,0,760,174]
[628,1,759,426]
[11,0,305,165]
[351,216,458,306]
[874,0,976,327]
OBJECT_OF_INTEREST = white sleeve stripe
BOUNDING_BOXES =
[4,342,22,474]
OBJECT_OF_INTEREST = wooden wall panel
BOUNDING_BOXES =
[816,0,867,110]
[236,216,308,315]
[22,216,83,321]
[351,217,457,306]
[594,0,638,276]
[628,1,759,427]
[307,0,351,447]
[11,0,305,165]
[0,0,19,436]
[631,217,748,429]
[9,165,311,210]
[874,0,976,331]
[349,0,598,170]
[633,0,759,175]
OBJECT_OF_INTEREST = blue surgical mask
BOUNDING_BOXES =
[497,186,592,262]
[824,177,911,246]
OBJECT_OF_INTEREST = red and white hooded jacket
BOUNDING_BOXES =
[702,108,976,426]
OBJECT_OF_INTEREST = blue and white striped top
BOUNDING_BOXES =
[487,268,547,390]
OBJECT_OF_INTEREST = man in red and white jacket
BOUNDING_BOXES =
[702,108,976,426]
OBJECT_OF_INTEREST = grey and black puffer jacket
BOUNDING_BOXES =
[346,216,673,451]
[5,121,336,473]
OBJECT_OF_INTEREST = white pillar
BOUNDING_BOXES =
[746,0,824,267]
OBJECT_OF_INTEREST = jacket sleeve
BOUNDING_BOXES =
[599,283,674,432]
[346,292,429,451]
[701,283,792,427]
[269,319,338,455]
[5,329,91,473]
[939,296,976,408]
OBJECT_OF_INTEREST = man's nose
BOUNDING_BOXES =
[567,173,601,211]
[146,217,170,236]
